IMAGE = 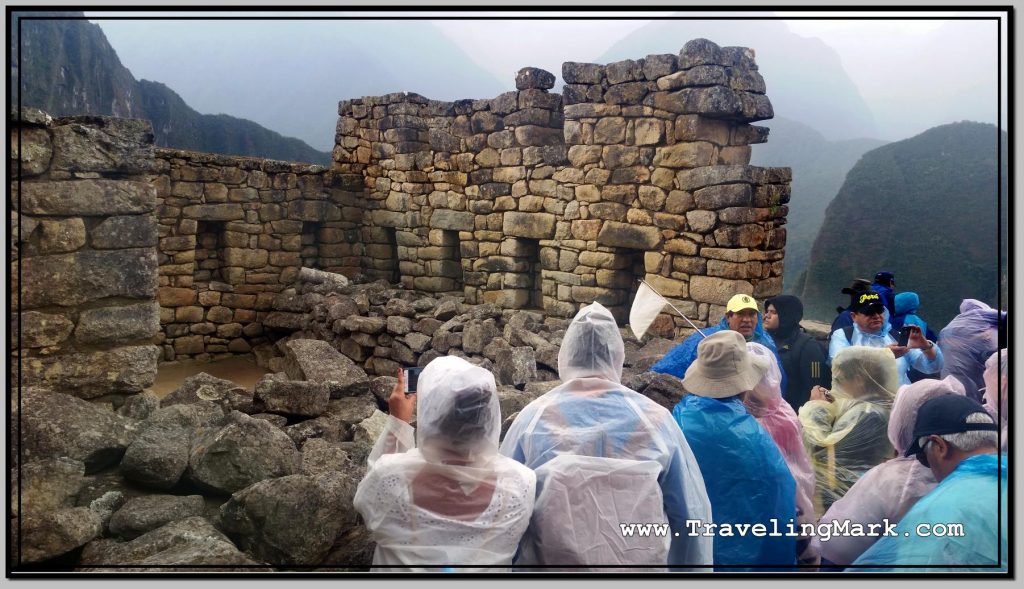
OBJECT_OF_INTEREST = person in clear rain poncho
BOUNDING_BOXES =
[353,356,536,571]
[744,342,818,565]
[982,349,1008,451]
[499,302,713,571]
[938,299,1005,402]
[672,332,797,572]
[814,375,966,566]
[851,394,1006,571]
[799,346,899,515]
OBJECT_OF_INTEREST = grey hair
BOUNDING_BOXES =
[918,412,999,453]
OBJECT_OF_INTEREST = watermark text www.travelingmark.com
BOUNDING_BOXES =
[619,519,965,542]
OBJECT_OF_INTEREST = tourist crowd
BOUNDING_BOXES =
[352,272,1008,573]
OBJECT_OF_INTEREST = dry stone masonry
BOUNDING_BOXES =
[10,39,792,570]
[12,110,161,399]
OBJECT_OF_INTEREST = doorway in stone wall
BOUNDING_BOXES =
[521,238,544,309]
[300,222,322,270]
[441,230,464,290]
[194,221,227,286]
[611,248,647,326]
[384,227,400,284]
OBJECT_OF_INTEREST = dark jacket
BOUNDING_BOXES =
[767,295,832,412]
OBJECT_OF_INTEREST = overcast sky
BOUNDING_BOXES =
[88,9,1006,149]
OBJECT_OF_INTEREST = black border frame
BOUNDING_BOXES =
[5,3,1014,579]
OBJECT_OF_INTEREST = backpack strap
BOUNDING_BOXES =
[843,325,899,343]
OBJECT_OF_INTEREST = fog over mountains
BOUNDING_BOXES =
[18,12,1004,316]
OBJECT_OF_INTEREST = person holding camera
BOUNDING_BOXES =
[352,357,536,571]
[827,291,943,386]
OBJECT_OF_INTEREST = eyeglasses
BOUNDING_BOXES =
[915,438,933,468]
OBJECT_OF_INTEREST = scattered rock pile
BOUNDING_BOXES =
[13,274,688,570]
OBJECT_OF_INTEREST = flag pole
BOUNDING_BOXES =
[640,279,708,339]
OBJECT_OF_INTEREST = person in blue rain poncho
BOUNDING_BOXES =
[672,330,798,572]
[851,394,1007,572]
[652,294,784,390]
[499,302,713,571]
[890,292,937,342]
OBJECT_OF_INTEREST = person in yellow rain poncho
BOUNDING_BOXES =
[799,346,899,516]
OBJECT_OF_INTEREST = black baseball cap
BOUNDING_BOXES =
[904,394,999,457]
[849,291,885,315]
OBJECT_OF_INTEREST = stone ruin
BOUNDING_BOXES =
[10,39,791,570]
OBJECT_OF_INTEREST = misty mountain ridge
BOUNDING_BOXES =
[750,117,888,290]
[91,18,511,152]
[13,13,331,164]
[598,18,879,142]
[800,120,1008,327]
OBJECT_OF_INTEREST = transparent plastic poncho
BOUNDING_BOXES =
[744,343,816,531]
[499,302,713,571]
[983,349,1009,451]
[353,356,537,571]
[851,453,1008,571]
[938,299,1004,402]
[799,347,899,516]
[814,376,965,565]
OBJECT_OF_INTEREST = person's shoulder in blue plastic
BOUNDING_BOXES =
[652,293,780,380]
[850,395,1007,572]
[670,330,798,572]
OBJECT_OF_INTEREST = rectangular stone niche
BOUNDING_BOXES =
[301,221,322,270]
[194,220,227,286]
[607,248,646,325]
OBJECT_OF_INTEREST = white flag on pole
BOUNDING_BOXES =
[629,281,668,341]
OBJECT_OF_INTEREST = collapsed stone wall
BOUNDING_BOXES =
[151,149,363,361]
[12,109,161,398]
[332,39,791,331]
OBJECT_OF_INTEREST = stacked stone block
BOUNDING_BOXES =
[12,109,161,398]
[152,149,361,361]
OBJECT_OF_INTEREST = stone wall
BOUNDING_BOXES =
[12,109,161,398]
[145,37,791,359]
[332,39,791,332]
[151,149,363,361]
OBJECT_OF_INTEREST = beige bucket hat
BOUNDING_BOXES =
[682,330,771,398]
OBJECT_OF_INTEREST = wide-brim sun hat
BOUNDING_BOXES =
[682,330,770,398]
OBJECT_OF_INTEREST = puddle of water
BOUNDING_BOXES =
[150,355,270,398]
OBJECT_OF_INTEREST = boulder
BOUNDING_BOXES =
[219,471,359,566]
[17,389,137,473]
[12,457,85,517]
[108,495,206,540]
[254,378,330,418]
[637,372,688,411]
[79,517,263,570]
[319,525,376,571]
[187,412,301,495]
[18,506,102,563]
[300,438,356,477]
[117,391,161,421]
[161,372,254,414]
[280,339,369,398]
[120,402,224,489]
[495,347,538,387]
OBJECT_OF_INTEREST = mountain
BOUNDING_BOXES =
[750,117,888,291]
[597,17,879,141]
[12,13,331,165]
[91,19,511,152]
[800,122,1008,327]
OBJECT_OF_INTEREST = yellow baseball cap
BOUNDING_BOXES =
[726,293,759,314]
